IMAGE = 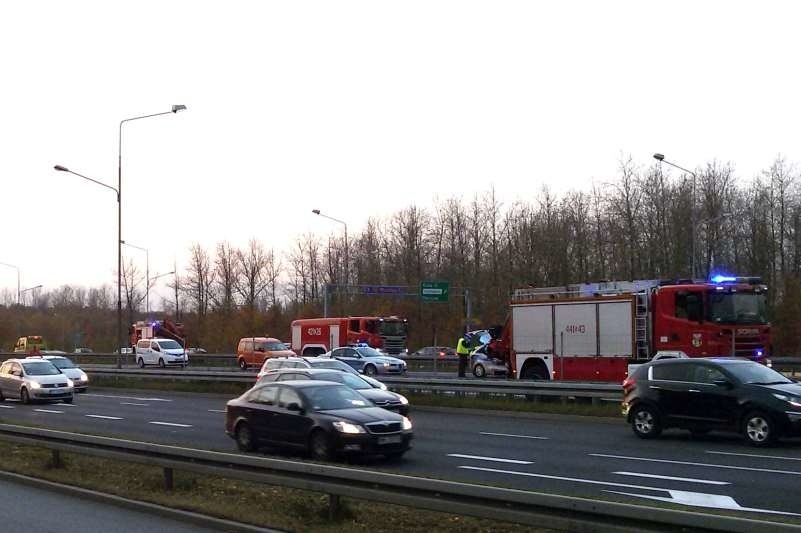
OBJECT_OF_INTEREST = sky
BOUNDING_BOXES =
[2,1,801,306]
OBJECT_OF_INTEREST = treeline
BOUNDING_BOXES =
[5,155,801,354]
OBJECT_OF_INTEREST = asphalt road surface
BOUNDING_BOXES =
[1,389,800,520]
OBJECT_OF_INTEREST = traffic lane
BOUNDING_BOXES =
[3,390,801,516]
[0,477,217,533]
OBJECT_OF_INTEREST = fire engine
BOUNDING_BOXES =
[290,316,408,356]
[129,319,187,349]
[487,276,770,382]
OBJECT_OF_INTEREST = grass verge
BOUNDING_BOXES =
[0,442,545,532]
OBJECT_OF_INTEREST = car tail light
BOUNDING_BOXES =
[622,376,635,391]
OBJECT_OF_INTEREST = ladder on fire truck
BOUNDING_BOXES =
[513,280,659,360]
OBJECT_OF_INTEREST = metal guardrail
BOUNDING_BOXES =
[0,423,792,532]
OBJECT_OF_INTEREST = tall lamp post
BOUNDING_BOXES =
[653,153,698,279]
[150,271,175,313]
[121,240,149,314]
[20,285,43,306]
[0,262,20,304]
[312,209,349,288]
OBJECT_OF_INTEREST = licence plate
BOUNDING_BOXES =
[50,389,63,395]
[377,435,402,445]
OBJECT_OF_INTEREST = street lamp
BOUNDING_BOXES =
[653,153,698,279]
[0,262,20,304]
[121,240,149,314]
[20,284,42,306]
[312,209,349,288]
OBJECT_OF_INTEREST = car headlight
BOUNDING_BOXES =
[397,394,409,405]
[773,393,801,408]
[29,381,41,389]
[66,379,74,387]
[332,421,366,434]
[79,372,88,381]
[402,416,413,430]
[383,362,390,368]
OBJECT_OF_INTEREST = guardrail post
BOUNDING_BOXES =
[51,449,63,468]
[328,493,341,519]
[164,467,174,490]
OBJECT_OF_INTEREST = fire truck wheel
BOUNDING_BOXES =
[631,404,662,439]
[137,358,145,369]
[239,359,248,371]
[364,364,377,376]
[473,363,486,378]
[742,410,777,447]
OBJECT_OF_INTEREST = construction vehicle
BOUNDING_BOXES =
[485,276,771,382]
[13,336,47,354]
[290,316,408,356]
[129,319,187,350]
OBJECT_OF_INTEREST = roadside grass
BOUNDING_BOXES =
[0,441,545,532]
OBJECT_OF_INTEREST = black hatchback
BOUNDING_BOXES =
[623,358,801,446]
[226,380,413,460]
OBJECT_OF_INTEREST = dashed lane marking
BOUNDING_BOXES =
[208,409,226,413]
[707,450,801,462]
[85,415,124,420]
[34,409,64,414]
[149,421,192,428]
[0,405,15,409]
[447,454,533,464]
[479,432,549,440]
[459,465,670,491]
[605,490,801,516]
[590,453,801,476]
[612,471,730,485]
[84,394,171,402]
[120,402,149,406]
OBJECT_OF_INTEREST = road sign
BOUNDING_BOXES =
[420,281,449,302]
[362,285,405,295]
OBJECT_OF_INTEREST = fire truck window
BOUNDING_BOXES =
[675,292,703,322]
[349,320,360,332]
[365,320,378,333]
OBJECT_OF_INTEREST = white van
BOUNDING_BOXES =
[135,338,188,368]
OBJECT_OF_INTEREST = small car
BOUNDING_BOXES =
[321,346,407,376]
[226,381,413,460]
[237,337,295,370]
[0,358,74,404]
[135,338,188,368]
[257,356,390,390]
[30,355,89,392]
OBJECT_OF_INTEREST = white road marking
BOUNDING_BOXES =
[34,409,64,414]
[59,403,77,407]
[0,405,15,409]
[208,409,226,413]
[448,454,533,464]
[605,490,801,517]
[612,471,730,485]
[707,450,801,462]
[479,432,549,440]
[85,394,171,402]
[85,415,123,420]
[120,402,149,406]
[149,421,192,428]
[459,466,670,491]
[590,453,801,476]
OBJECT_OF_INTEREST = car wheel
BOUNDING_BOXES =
[239,359,248,371]
[63,396,73,404]
[473,363,486,378]
[631,404,662,439]
[137,358,145,369]
[364,364,377,376]
[158,358,165,368]
[21,388,30,405]
[310,429,334,461]
[235,422,255,452]
[743,410,777,447]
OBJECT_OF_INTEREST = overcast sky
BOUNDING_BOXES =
[2,1,800,304]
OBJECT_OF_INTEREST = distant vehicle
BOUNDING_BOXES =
[237,337,295,370]
[257,356,389,390]
[29,355,89,392]
[225,381,413,460]
[409,346,456,359]
[0,358,73,404]
[257,368,410,415]
[626,350,689,377]
[41,350,68,355]
[321,346,407,376]
[623,358,801,446]
[115,347,134,355]
[469,345,508,378]
[130,319,186,349]
[291,315,409,356]
[187,347,207,354]
[13,336,47,354]
[73,347,93,354]
[134,338,188,368]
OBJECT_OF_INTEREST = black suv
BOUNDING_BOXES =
[623,358,801,446]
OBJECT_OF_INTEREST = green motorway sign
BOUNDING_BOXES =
[420,281,449,302]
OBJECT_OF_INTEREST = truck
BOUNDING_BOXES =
[290,315,408,356]
[13,336,47,354]
[129,319,187,349]
[486,276,771,382]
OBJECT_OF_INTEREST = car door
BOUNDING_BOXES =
[273,386,312,447]
[333,348,362,371]
[8,363,24,399]
[0,362,11,396]
[686,363,739,428]
[648,363,695,424]
[149,341,162,364]
[248,385,279,444]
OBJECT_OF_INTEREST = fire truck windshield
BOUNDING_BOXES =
[707,291,768,325]
[379,320,407,336]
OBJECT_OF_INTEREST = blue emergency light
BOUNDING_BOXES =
[711,275,737,284]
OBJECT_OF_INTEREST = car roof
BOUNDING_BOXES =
[257,379,343,389]
[649,357,753,366]
[273,368,349,376]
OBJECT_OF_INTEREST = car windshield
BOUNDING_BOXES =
[355,347,384,358]
[22,361,60,376]
[307,384,370,411]
[158,340,183,350]
[707,292,768,325]
[49,357,77,369]
[725,362,791,385]
[379,320,407,336]
[316,372,371,390]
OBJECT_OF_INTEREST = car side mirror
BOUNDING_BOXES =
[713,379,733,389]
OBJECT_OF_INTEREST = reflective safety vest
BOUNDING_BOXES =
[456,338,469,355]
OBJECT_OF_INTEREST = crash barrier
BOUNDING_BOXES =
[82,367,624,404]
[0,423,791,533]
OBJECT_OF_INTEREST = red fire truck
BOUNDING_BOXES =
[129,319,187,349]
[290,316,408,356]
[488,276,770,382]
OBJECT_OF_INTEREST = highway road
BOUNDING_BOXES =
[1,388,800,520]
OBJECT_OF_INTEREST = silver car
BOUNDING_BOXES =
[323,346,408,376]
[38,356,89,392]
[0,359,74,404]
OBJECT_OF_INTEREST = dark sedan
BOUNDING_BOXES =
[226,381,413,460]
[623,357,801,446]
[257,368,410,415]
